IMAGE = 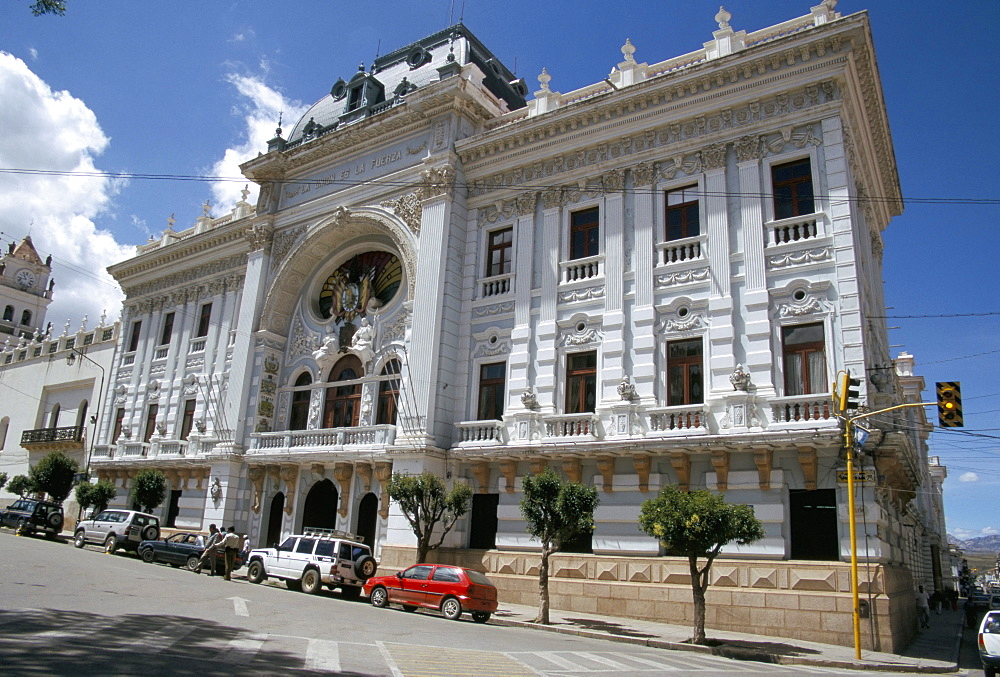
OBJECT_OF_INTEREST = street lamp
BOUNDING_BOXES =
[66,347,106,489]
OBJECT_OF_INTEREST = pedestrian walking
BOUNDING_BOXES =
[193,524,222,576]
[916,585,931,628]
[222,526,241,581]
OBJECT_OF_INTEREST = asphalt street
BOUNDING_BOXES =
[0,531,966,675]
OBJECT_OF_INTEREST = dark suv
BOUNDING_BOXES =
[0,498,64,538]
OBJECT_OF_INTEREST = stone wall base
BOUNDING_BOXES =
[379,545,916,652]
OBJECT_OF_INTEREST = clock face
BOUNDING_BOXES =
[15,270,35,288]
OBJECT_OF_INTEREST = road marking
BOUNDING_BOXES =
[214,632,267,665]
[383,642,537,676]
[228,596,250,617]
[376,641,406,677]
[124,623,198,654]
[304,638,340,671]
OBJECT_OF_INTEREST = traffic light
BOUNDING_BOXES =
[936,381,963,427]
[837,371,861,413]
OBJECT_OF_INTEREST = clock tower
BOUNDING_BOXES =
[0,235,53,339]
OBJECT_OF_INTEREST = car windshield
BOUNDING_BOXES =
[466,570,493,586]
[986,615,1000,633]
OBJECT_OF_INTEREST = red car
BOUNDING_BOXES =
[362,564,498,623]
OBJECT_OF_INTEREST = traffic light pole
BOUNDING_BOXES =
[842,400,936,661]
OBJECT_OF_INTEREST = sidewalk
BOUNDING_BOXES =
[488,599,965,673]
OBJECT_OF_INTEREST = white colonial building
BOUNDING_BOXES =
[70,1,949,651]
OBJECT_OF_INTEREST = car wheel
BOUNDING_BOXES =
[15,519,29,536]
[401,605,418,613]
[370,586,389,608]
[286,579,302,592]
[141,525,159,541]
[73,531,86,548]
[472,612,491,624]
[354,555,378,580]
[301,569,322,595]
[104,535,118,555]
[186,555,200,571]
[141,548,156,563]
[340,586,361,601]
[47,512,63,529]
[441,597,462,621]
[247,561,265,584]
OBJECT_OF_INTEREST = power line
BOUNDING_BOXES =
[2,166,999,206]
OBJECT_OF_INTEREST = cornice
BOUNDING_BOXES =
[109,218,251,282]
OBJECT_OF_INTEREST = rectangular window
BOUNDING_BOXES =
[112,408,125,442]
[127,320,142,353]
[569,207,599,260]
[486,227,513,277]
[565,351,597,414]
[143,403,159,443]
[667,339,704,406]
[179,399,196,441]
[196,303,212,338]
[159,312,174,345]
[477,362,506,421]
[782,323,826,396]
[665,186,700,241]
[772,158,815,220]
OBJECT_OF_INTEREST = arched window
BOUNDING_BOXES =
[289,372,313,431]
[20,309,31,326]
[0,416,9,451]
[49,403,61,428]
[2,306,12,322]
[76,400,89,434]
[323,356,362,428]
[376,359,401,425]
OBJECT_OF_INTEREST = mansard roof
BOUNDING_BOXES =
[283,23,526,146]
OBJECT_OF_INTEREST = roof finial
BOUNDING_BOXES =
[537,68,552,93]
[621,38,636,63]
[202,200,211,217]
[715,6,732,30]
[166,213,175,230]
[241,185,250,203]
[275,111,283,137]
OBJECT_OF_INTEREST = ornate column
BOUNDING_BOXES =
[373,461,393,519]
[248,465,265,513]
[333,463,353,518]
[279,463,298,515]
[630,162,658,404]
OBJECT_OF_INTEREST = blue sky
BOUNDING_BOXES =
[0,1,997,538]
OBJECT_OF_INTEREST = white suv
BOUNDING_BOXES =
[245,528,377,598]
[73,509,160,554]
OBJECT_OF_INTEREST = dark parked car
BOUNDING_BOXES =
[363,564,498,623]
[137,532,243,571]
[0,498,64,538]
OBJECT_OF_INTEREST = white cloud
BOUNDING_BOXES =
[28,48,38,61]
[951,526,999,540]
[0,52,132,327]
[207,74,307,215]
[959,472,980,483]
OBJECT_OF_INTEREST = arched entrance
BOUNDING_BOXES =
[355,492,378,546]
[302,479,338,531]
[265,492,285,547]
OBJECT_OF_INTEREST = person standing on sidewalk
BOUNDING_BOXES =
[222,526,241,581]
[193,524,222,576]
[916,585,931,628]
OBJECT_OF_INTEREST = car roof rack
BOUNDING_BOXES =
[300,527,361,541]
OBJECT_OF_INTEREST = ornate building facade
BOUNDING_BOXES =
[82,2,948,651]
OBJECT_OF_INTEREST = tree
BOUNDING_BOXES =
[75,479,117,517]
[387,472,472,563]
[0,472,7,491]
[6,474,35,497]
[519,466,600,624]
[638,486,765,645]
[29,451,79,503]
[28,1,66,15]
[130,469,166,513]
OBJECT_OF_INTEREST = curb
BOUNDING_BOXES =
[489,617,960,674]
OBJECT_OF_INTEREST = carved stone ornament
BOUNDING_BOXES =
[244,222,274,253]
[312,324,340,372]
[147,379,161,399]
[520,390,538,410]
[417,165,455,201]
[380,192,422,235]
[734,134,768,163]
[617,378,636,401]
[114,384,128,404]
[700,143,727,171]
[270,226,305,271]
[631,161,657,187]
[730,363,752,392]
[183,373,199,395]
[210,477,222,501]
[195,418,207,434]
[248,466,265,513]
[155,420,167,436]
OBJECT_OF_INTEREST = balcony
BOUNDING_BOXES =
[655,235,707,266]
[559,255,603,284]
[647,406,708,435]
[455,420,505,446]
[770,394,836,425]
[21,426,84,452]
[765,213,822,247]
[248,425,397,455]
[479,273,513,299]
[543,413,599,440]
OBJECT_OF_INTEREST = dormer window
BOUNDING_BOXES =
[347,86,364,112]
[338,66,386,124]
